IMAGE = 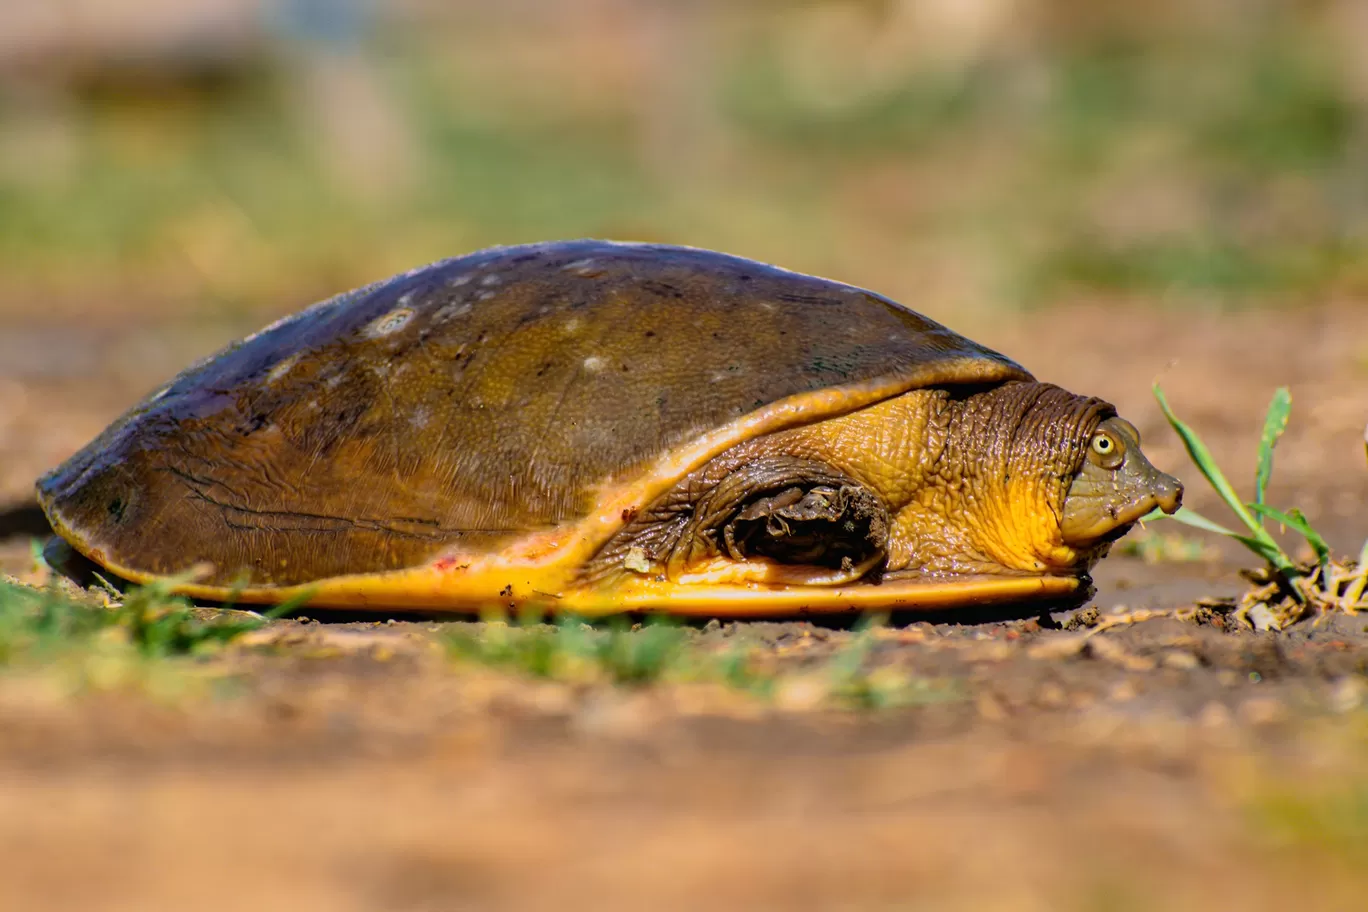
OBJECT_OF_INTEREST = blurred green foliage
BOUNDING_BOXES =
[0,1,1364,315]
[0,573,276,667]
[1251,777,1368,868]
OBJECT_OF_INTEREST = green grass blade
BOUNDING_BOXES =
[1254,387,1292,507]
[1153,383,1295,574]
[1285,508,1332,567]
[1231,534,1295,569]
[1247,503,1331,567]
[1145,506,1240,537]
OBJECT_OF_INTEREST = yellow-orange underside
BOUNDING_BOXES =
[56,358,1082,616]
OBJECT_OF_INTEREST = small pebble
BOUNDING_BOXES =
[1089,636,1156,672]
[774,675,829,712]
[1329,677,1365,713]
[1036,682,1066,708]
[1108,680,1137,702]
[1237,696,1285,726]
[1198,701,1233,728]
[1161,650,1200,670]
[1247,603,1282,632]
[975,693,1007,721]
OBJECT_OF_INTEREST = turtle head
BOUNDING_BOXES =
[1060,416,1183,547]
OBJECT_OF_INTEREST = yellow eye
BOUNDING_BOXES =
[1092,434,1115,456]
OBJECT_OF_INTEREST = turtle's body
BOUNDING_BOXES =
[37,240,1181,615]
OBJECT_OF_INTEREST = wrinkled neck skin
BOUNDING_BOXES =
[911,382,1112,576]
[801,381,1112,579]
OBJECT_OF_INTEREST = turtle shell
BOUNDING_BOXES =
[37,240,1032,605]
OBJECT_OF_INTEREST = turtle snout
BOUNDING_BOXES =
[1151,472,1183,515]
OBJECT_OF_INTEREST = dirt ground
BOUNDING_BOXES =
[2,300,1368,911]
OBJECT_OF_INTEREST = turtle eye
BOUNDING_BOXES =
[1089,432,1124,468]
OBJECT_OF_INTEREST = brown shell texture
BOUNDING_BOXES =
[37,240,1030,587]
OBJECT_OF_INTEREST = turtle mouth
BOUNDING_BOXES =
[1090,520,1139,549]
[1060,482,1183,547]
[1060,504,1149,547]
[1112,499,1165,532]
[1100,521,1136,543]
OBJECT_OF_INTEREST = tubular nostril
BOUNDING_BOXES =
[1157,475,1184,514]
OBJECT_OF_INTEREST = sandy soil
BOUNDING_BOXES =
[1,301,1367,910]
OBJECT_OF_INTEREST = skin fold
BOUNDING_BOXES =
[589,380,1183,586]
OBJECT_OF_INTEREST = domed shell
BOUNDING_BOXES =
[37,240,1031,593]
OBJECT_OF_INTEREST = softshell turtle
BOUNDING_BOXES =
[37,240,1182,616]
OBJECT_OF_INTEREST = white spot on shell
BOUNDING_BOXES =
[325,374,344,389]
[564,257,604,277]
[411,406,432,429]
[583,356,606,372]
[563,317,582,334]
[710,365,744,383]
[478,291,497,301]
[266,353,301,384]
[365,306,414,338]
[758,301,777,312]
[229,252,474,351]
[448,274,472,288]
[436,302,472,322]
[480,274,502,286]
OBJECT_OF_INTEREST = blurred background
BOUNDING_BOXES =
[6,0,1368,518]
[3,0,1368,323]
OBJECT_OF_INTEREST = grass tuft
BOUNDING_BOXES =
[0,570,293,669]
[444,615,692,688]
[1146,384,1367,628]
[444,612,958,711]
